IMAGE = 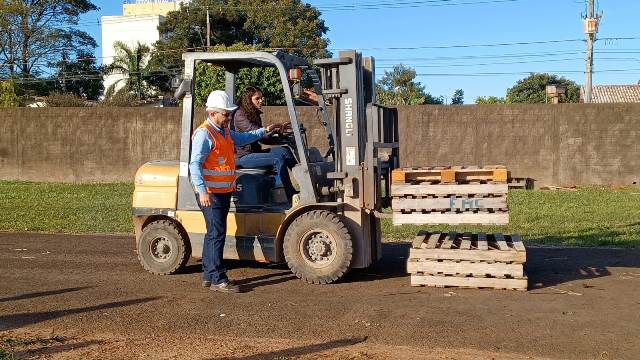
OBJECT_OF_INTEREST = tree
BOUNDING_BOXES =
[193,44,285,106]
[0,81,20,108]
[52,51,103,100]
[506,73,580,103]
[376,64,443,106]
[104,42,153,100]
[240,0,329,59]
[475,96,506,104]
[147,0,330,92]
[0,0,98,78]
[451,89,464,105]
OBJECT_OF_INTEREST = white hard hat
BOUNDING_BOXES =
[205,90,238,111]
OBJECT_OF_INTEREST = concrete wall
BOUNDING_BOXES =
[0,104,638,185]
[395,104,639,186]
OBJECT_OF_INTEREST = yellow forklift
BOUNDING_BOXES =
[132,50,399,284]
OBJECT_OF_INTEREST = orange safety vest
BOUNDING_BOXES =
[194,121,236,193]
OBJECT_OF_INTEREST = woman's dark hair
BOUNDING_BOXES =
[237,86,263,124]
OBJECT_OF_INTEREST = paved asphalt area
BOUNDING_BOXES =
[0,232,639,359]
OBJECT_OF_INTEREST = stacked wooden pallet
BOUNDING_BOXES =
[408,231,527,291]
[391,166,509,225]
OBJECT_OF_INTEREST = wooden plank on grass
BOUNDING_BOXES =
[426,233,442,249]
[393,212,509,225]
[477,232,488,251]
[411,274,528,290]
[440,232,457,249]
[509,234,526,252]
[460,232,472,250]
[407,260,524,278]
[494,233,510,251]
[392,196,507,210]
[391,183,508,196]
[412,230,428,249]
[408,248,526,263]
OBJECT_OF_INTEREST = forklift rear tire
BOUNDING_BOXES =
[284,210,353,284]
[138,220,190,275]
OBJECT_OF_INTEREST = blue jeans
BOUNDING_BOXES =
[236,147,296,199]
[196,192,232,285]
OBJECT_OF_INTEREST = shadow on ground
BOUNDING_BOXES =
[214,337,368,360]
[0,287,91,303]
[0,297,161,331]
[526,246,640,289]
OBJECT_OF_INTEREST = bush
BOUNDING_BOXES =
[0,81,21,108]
[45,92,88,107]
[99,90,139,107]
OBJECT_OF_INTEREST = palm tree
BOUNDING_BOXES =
[104,41,152,100]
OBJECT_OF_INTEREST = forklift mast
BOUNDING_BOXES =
[315,50,400,267]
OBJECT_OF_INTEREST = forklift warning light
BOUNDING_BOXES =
[288,68,302,81]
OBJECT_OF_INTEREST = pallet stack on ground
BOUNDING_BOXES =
[391,166,509,225]
[408,231,527,291]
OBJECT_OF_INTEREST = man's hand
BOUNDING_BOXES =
[265,123,282,133]
[198,190,211,207]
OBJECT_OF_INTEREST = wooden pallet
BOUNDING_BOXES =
[393,211,509,225]
[392,165,508,185]
[391,181,509,225]
[410,274,527,290]
[391,183,508,197]
[507,177,533,190]
[407,231,527,291]
[392,195,508,211]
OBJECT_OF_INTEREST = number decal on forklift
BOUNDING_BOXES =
[236,184,243,192]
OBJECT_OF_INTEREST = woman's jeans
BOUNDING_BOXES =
[235,147,296,200]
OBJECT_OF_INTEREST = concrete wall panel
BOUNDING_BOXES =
[1,104,638,185]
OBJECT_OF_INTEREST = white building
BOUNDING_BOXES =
[101,0,191,94]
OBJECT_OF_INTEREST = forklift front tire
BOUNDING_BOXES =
[138,220,190,275]
[284,210,353,284]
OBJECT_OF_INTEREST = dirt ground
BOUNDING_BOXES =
[1,233,639,360]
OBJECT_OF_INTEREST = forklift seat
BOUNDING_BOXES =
[235,166,276,176]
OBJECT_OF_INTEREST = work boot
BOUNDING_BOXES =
[210,280,240,293]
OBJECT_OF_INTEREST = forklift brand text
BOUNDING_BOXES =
[344,98,354,136]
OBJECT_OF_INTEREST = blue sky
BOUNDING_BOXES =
[80,0,640,103]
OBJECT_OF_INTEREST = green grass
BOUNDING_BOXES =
[0,181,133,234]
[382,187,640,248]
[0,181,638,247]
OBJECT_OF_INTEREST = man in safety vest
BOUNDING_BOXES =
[190,90,283,293]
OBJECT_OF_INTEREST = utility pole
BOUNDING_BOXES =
[583,0,601,103]
[206,10,211,49]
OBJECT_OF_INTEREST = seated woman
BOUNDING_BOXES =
[233,86,297,201]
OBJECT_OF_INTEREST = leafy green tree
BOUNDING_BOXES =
[193,44,285,106]
[240,0,329,59]
[104,42,153,100]
[506,73,580,103]
[475,96,506,104]
[376,64,443,106]
[147,0,330,92]
[52,51,103,100]
[0,0,98,77]
[451,89,464,105]
[0,81,20,108]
